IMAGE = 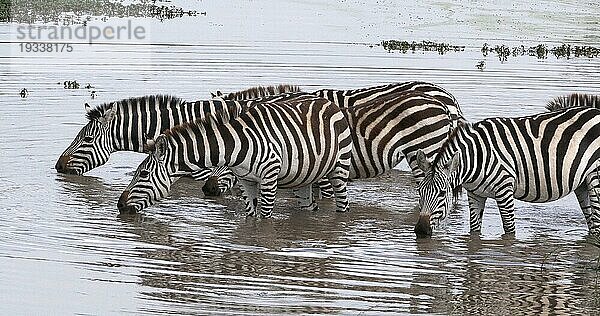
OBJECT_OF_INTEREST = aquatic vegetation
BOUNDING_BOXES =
[64,80,80,89]
[151,5,202,21]
[476,60,485,70]
[381,40,465,55]
[20,88,28,98]
[3,0,201,24]
[0,1,9,23]
[481,42,600,61]
[384,41,599,62]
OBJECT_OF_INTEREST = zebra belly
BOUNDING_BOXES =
[513,174,585,203]
[229,143,340,189]
[277,147,340,188]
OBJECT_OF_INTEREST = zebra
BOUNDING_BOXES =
[414,94,600,237]
[117,96,353,217]
[55,94,310,195]
[216,82,464,196]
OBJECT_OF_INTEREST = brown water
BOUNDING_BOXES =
[1,0,600,314]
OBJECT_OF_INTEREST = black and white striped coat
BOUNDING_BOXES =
[118,96,353,217]
[55,95,296,195]
[314,81,463,125]
[415,94,600,237]
[219,82,464,183]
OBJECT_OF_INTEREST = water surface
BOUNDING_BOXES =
[1,0,600,314]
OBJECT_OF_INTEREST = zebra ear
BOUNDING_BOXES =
[84,103,91,113]
[447,153,460,174]
[154,135,167,161]
[99,104,117,125]
[144,137,156,153]
[210,92,217,98]
[416,150,431,173]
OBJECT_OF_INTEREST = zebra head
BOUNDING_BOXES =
[55,103,117,175]
[118,135,174,215]
[414,149,460,237]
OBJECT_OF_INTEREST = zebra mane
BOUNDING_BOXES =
[212,84,302,101]
[546,93,600,112]
[432,120,468,168]
[85,95,184,121]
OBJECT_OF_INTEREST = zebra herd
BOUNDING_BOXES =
[55,82,600,238]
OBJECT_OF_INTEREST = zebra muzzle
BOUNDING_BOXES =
[202,177,221,197]
[415,214,433,238]
[117,190,137,215]
[55,155,75,174]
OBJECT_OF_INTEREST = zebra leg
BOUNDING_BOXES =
[495,184,516,235]
[583,171,600,235]
[258,176,278,217]
[317,179,335,199]
[326,166,350,213]
[467,191,487,233]
[293,185,318,211]
[238,179,259,216]
[575,184,594,231]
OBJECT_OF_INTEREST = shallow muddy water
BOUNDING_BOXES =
[1,0,600,314]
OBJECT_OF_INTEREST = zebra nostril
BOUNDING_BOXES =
[55,155,71,173]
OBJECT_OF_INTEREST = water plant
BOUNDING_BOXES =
[476,60,485,70]
[381,40,465,55]
[4,0,199,24]
[481,42,599,61]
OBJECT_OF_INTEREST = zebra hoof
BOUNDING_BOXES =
[202,177,221,197]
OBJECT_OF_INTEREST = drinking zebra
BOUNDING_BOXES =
[55,94,303,195]
[56,95,235,175]
[414,94,600,237]
[117,96,353,217]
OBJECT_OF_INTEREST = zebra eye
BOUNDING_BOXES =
[83,136,94,143]
[139,170,150,178]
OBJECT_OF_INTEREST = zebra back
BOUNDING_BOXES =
[314,81,464,123]
[546,93,600,111]
[211,84,303,100]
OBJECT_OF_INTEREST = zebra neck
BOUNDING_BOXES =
[165,123,235,175]
[109,98,243,153]
[436,128,472,187]
[110,120,146,153]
